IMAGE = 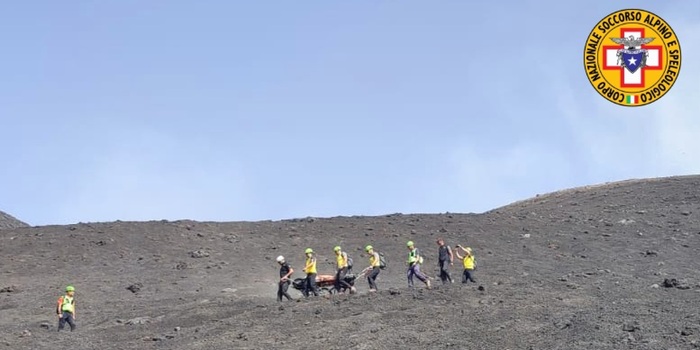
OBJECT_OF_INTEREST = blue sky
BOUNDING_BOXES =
[1,1,699,226]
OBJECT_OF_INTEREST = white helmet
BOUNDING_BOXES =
[276,255,285,263]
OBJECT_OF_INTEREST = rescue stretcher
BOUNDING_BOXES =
[291,268,369,295]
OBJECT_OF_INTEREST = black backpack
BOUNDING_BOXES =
[378,252,387,269]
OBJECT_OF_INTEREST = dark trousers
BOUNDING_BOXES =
[58,312,76,331]
[462,269,475,283]
[367,267,380,290]
[277,280,292,301]
[334,267,352,292]
[438,260,453,284]
[407,264,428,287]
[303,273,318,297]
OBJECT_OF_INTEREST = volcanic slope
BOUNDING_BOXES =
[0,210,29,230]
[1,175,700,350]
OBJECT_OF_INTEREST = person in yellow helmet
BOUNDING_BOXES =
[406,241,431,289]
[333,246,354,294]
[56,285,77,332]
[302,248,319,297]
[454,245,476,284]
[364,245,382,292]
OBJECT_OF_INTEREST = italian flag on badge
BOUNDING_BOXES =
[625,94,639,105]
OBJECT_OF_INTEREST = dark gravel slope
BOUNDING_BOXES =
[1,175,699,349]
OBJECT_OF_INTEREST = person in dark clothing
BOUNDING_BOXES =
[276,255,294,301]
[436,238,454,284]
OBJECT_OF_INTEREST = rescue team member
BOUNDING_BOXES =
[436,238,454,284]
[455,245,476,284]
[57,285,77,332]
[364,245,381,292]
[406,241,431,289]
[302,248,319,297]
[276,255,294,302]
[333,246,354,294]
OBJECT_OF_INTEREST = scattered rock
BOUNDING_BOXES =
[0,285,17,293]
[39,322,51,330]
[221,288,238,293]
[389,289,401,296]
[174,327,181,332]
[622,322,639,332]
[20,330,31,337]
[126,317,153,325]
[522,233,531,238]
[618,219,635,225]
[477,286,485,291]
[644,250,658,256]
[175,262,189,270]
[554,319,572,330]
[189,250,210,258]
[681,211,691,216]
[681,328,694,336]
[126,283,143,293]
[661,278,691,289]
[651,284,660,289]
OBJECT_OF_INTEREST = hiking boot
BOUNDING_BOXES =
[426,280,432,289]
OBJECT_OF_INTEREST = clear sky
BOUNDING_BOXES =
[1,1,699,226]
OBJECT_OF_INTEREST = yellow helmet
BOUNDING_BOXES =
[407,241,414,247]
[333,246,341,252]
[365,245,373,252]
[305,248,313,254]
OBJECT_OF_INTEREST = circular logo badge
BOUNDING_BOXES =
[584,9,682,107]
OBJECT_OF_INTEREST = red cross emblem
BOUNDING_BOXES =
[602,28,663,88]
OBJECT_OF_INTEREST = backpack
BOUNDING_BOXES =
[413,248,424,265]
[378,252,387,269]
[347,256,353,269]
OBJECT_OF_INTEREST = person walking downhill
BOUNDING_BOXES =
[455,245,476,284]
[333,246,355,294]
[56,285,77,332]
[406,241,431,289]
[302,248,319,297]
[276,255,294,302]
[364,245,382,292]
[436,238,455,284]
